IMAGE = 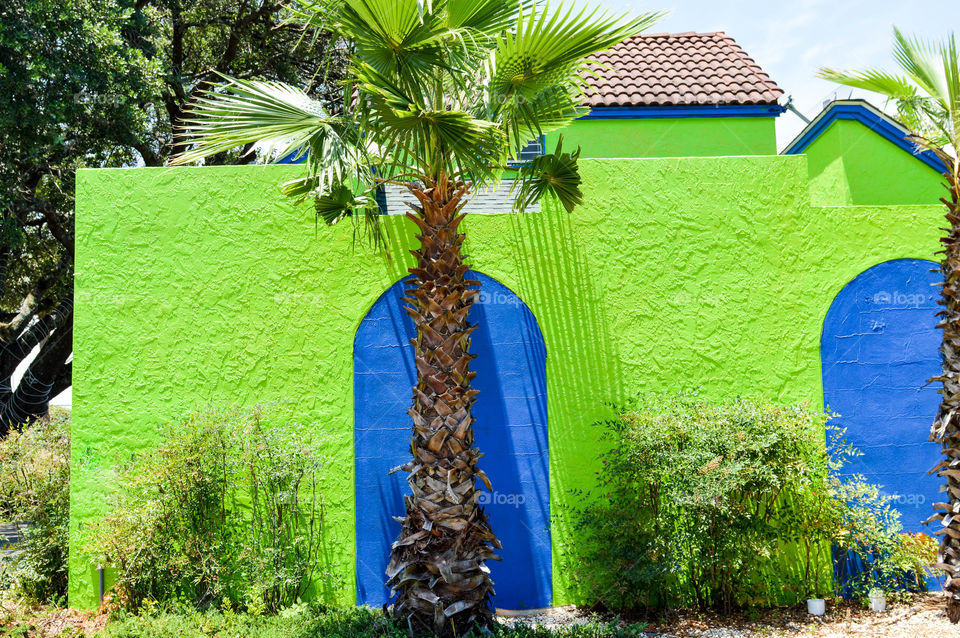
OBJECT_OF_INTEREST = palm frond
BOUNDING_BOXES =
[172,76,387,245]
[486,3,663,148]
[312,182,376,224]
[355,62,506,182]
[172,78,358,181]
[315,184,387,248]
[892,27,953,108]
[511,135,582,213]
[896,97,947,146]
[816,68,918,102]
[936,31,960,143]
[444,0,520,35]
[488,4,664,100]
[332,0,491,101]
[818,27,960,156]
[499,85,588,155]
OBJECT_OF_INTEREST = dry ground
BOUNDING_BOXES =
[657,593,954,637]
[0,600,108,637]
[501,593,955,637]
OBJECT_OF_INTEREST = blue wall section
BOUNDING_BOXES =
[354,272,551,610]
[821,259,942,532]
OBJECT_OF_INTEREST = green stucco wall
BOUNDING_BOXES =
[544,116,777,158]
[803,119,944,206]
[72,157,942,609]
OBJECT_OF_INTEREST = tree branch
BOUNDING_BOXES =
[0,316,72,434]
[0,253,71,341]
[50,360,71,401]
[10,196,74,255]
[133,140,163,167]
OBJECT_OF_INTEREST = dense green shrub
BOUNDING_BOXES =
[567,392,829,613]
[85,405,327,612]
[567,392,935,613]
[0,409,70,603]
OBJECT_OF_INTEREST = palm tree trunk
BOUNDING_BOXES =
[931,168,960,623]
[385,173,500,637]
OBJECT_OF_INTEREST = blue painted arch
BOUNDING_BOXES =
[354,271,551,610]
[820,258,942,533]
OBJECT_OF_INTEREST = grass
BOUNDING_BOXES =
[0,601,649,638]
[103,604,649,638]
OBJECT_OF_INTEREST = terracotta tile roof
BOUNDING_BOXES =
[583,32,783,107]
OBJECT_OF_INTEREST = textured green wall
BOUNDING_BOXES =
[803,119,944,206]
[545,116,777,158]
[72,157,942,609]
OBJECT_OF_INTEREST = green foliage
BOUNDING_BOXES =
[786,428,937,600]
[828,437,937,598]
[84,405,327,613]
[511,136,583,213]
[242,415,329,613]
[492,620,650,638]
[566,392,830,613]
[101,602,400,638]
[174,0,665,229]
[888,533,940,594]
[0,409,70,603]
[98,601,647,638]
[566,392,933,613]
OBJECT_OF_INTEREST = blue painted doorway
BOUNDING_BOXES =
[354,271,551,610]
[820,259,942,533]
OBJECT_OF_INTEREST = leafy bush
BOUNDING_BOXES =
[892,532,940,591]
[85,405,327,612]
[0,409,70,603]
[567,392,936,613]
[827,436,939,599]
[566,392,830,613]
[789,428,938,600]
[242,417,329,613]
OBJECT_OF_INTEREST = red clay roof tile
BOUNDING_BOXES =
[583,32,783,107]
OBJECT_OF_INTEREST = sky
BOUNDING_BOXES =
[600,0,958,148]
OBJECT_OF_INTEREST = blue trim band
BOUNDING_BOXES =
[581,104,785,119]
[783,103,946,172]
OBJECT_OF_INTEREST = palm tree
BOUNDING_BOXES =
[819,29,960,622]
[171,1,661,634]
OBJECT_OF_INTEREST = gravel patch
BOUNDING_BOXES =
[496,605,592,630]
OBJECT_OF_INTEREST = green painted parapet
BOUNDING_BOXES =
[546,116,778,158]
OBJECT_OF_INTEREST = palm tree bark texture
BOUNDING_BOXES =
[930,167,960,623]
[385,174,500,636]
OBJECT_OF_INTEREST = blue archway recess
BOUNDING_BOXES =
[821,259,943,588]
[354,271,551,610]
